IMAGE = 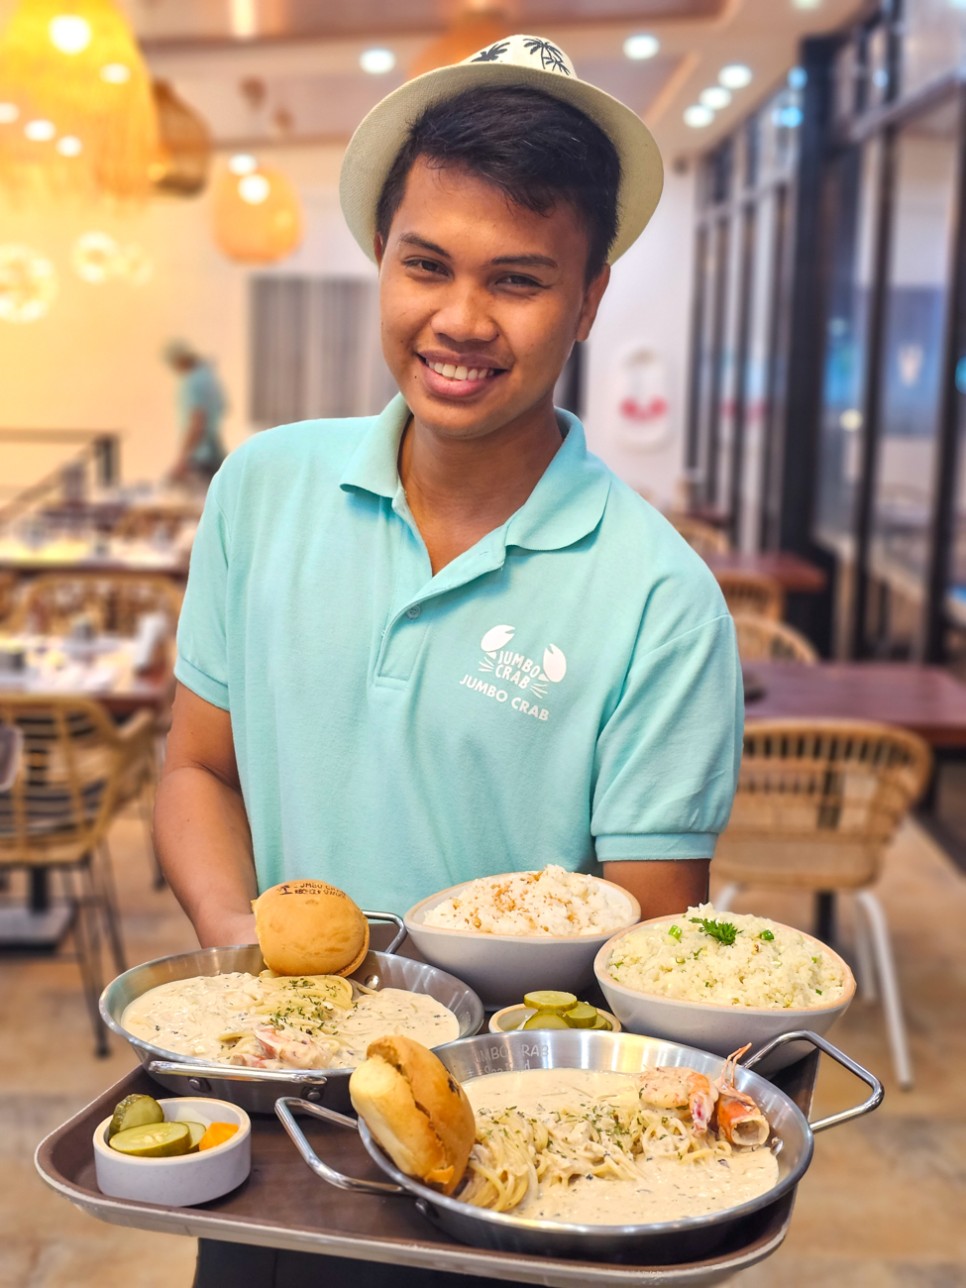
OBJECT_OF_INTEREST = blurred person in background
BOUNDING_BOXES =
[161,338,227,488]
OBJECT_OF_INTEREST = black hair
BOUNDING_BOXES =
[375,85,621,281]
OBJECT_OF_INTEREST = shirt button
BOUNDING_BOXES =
[406,605,421,619]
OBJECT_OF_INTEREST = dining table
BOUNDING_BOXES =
[0,533,190,581]
[706,551,827,595]
[0,631,174,947]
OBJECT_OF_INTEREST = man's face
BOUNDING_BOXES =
[376,156,609,449]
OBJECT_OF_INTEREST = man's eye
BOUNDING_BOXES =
[405,258,445,275]
[500,275,545,290]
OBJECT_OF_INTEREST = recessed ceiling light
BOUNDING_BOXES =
[792,0,822,8]
[360,47,396,74]
[684,105,714,128]
[700,86,732,111]
[719,64,753,90]
[623,33,660,61]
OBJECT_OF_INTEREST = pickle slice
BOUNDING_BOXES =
[522,990,578,1014]
[181,1121,208,1153]
[562,1001,599,1028]
[591,1013,613,1031]
[522,1010,572,1030]
[108,1121,191,1158]
[107,1093,164,1140]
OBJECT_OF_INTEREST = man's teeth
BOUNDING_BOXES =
[428,361,492,381]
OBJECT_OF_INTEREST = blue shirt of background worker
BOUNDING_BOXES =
[162,338,227,484]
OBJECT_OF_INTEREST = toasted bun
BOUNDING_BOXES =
[252,879,369,976]
[348,1036,475,1195]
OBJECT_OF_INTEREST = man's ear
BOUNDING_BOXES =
[373,232,386,266]
[575,264,610,343]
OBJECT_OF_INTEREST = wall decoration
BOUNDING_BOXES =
[0,243,57,321]
[616,345,672,450]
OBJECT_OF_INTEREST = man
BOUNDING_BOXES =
[159,33,742,1288]
[161,338,227,487]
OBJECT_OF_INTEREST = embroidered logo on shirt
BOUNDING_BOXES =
[457,624,567,721]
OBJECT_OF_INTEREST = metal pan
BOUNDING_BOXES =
[98,913,485,1115]
[276,1028,881,1263]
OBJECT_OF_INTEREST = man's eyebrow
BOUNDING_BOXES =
[396,234,558,272]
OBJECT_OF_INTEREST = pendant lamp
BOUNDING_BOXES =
[150,80,212,197]
[0,0,159,202]
[211,161,303,265]
[408,2,515,78]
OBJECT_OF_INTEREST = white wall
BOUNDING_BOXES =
[582,165,696,510]
[0,147,695,499]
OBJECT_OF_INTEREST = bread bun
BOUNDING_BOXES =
[348,1036,475,1195]
[252,879,369,976]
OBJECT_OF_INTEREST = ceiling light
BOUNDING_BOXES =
[360,47,396,74]
[0,103,19,125]
[700,87,732,111]
[719,64,753,90]
[48,14,92,55]
[100,62,131,84]
[839,409,862,431]
[684,105,714,128]
[788,67,808,90]
[229,153,258,176]
[792,0,822,8]
[24,119,56,142]
[623,33,660,61]
[238,172,270,204]
[56,135,83,156]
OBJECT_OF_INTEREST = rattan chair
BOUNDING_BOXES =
[111,503,200,543]
[8,571,183,636]
[732,613,818,664]
[0,571,18,626]
[668,514,731,557]
[0,694,157,1054]
[716,570,785,621]
[714,718,932,1088]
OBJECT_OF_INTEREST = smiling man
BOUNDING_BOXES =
[158,35,741,978]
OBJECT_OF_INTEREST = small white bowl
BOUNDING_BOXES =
[93,1097,251,1206]
[404,876,641,1009]
[488,1003,622,1034]
[594,916,856,1071]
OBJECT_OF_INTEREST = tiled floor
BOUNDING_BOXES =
[3,807,965,1287]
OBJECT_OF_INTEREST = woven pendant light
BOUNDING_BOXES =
[0,0,159,202]
[150,79,212,197]
[211,162,303,264]
[408,2,515,78]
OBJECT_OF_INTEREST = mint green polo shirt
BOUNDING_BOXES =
[175,395,742,915]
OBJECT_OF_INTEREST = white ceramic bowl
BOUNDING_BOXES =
[594,916,856,1071]
[93,1097,251,1206]
[488,1003,622,1034]
[404,875,641,1009]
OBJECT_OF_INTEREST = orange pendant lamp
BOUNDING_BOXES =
[0,0,159,202]
[409,2,515,78]
[211,160,303,265]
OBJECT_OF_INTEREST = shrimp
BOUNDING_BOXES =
[236,1024,342,1070]
[714,1044,770,1147]
[636,1065,717,1134]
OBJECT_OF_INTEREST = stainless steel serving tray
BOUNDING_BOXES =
[99,920,485,1115]
[276,1028,881,1263]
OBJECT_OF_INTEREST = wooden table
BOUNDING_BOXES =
[745,661,966,749]
[0,538,188,580]
[707,551,827,594]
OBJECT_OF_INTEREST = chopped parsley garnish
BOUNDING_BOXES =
[690,916,740,945]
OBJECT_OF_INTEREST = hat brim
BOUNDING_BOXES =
[339,55,664,266]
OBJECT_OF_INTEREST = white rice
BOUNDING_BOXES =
[605,903,849,1010]
[421,865,633,937]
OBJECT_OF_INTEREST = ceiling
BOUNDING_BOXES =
[124,0,871,163]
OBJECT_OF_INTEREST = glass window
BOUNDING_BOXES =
[815,141,883,551]
[864,20,891,109]
[739,194,774,551]
[833,35,859,124]
[716,210,744,515]
[867,98,959,654]
[902,0,966,97]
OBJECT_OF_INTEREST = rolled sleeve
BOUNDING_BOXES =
[591,614,743,861]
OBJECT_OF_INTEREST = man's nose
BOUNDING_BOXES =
[431,281,498,343]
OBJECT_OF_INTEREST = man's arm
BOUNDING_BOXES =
[169,407,207,481]
[154,682,258,947]
[602,859,709,920]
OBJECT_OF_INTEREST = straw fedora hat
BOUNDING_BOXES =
[340,32,664,265]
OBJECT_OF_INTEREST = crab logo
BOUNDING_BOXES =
[477,625,567,697]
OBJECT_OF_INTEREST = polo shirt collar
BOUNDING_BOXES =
[340,396,610,554]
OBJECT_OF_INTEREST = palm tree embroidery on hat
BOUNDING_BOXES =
[473,38,571,74]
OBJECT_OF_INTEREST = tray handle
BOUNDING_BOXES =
[744,1029,883,1133]
[148,1060,331,1099]
[275,1096,407,1197]
[362,910,407,956]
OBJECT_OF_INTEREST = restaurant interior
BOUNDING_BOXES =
[2,1,965,1285]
